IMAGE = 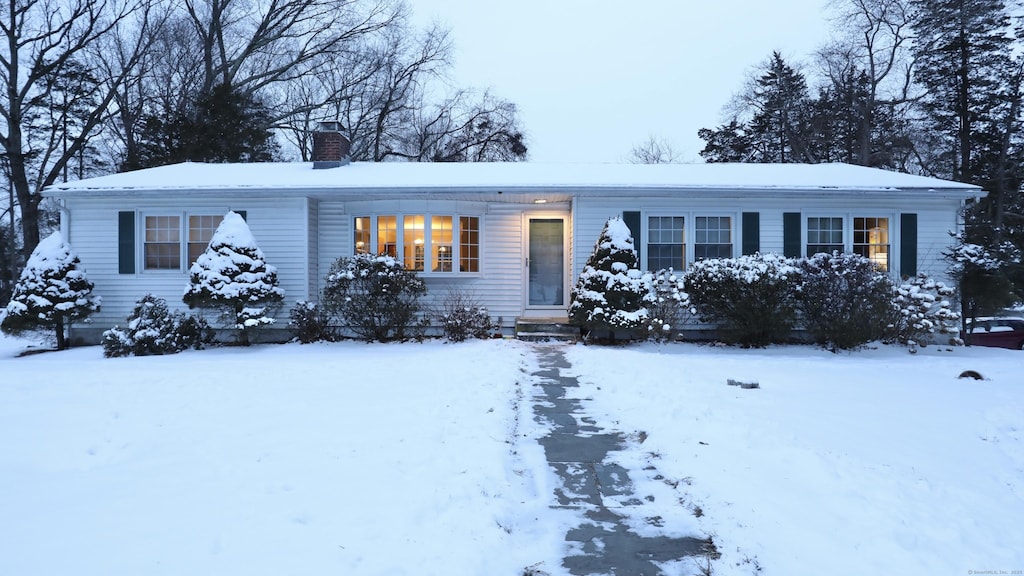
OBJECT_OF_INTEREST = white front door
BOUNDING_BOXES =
[525,216,567,314]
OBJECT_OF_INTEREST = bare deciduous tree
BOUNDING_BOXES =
[1,0,156,257]
[628,136,681,164]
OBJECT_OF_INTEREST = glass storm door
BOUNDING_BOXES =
[528,218,565,307]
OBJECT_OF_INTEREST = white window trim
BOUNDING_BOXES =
[802,212,896,272]
[642,211,738,270]
[356,213,484,277]
[139,210,228,273]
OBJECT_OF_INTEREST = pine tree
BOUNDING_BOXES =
[568,217,651,340]
[911,0,1024,306]
[183,212,285,345]
[1,232,99,350]
[125,83,280,170]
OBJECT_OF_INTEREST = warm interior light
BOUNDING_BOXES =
[414,238,424,245]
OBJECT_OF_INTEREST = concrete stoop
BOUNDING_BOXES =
[515,318,580,342]
[530,345,715,575]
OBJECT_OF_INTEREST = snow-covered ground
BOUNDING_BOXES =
[1,334,1022,575]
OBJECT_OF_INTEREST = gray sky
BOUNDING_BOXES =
[409,0,832,163]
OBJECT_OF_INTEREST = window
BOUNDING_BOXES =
[432,216,453,272]
[403,215,425,271]
[188,215,223,266]
[144,216,181,270]
[354,214,481,274]
[647,216,685,271]
[459,216,480,273]
[354,217,371,254]
[694,216,732,260]
[853,217,889,271]
[143,213,226,271]
[378,215,397,258]
[807,217,844,256]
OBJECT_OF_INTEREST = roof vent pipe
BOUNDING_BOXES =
[312,121,351,169]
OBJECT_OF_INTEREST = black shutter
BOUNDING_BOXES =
[900,213,917,278]
[783,212,801,258]
[118,211,135,274]
[742,212,760,255]
[234,210,247,221]
[622,211,641,265]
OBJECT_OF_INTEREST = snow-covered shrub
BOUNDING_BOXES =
[436,287,498,342]
[887,273,960,347]
[944,235,1021,319]
[322,253,426,342]
[644,268,692,341]
[288,300,333,344]
[797,252,895,350]
[102,294,213,357]
[569,217,652,340]
[1,232,100,350]
[182,212,284,345]
[685,253,799,347]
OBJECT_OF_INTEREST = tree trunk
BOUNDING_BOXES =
[55,315,67,351]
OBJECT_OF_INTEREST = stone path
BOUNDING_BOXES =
[530,344,713,575]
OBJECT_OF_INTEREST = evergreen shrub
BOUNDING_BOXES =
[685,253,798,347]
[887,273,961,346]
[569,217,651,340]
[797,252,895,350]
[322,254,426,342]
[102,294,213,357]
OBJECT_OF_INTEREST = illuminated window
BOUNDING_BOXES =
[807,217,844,256]
[459,217,480,272]
[354,216,370,254]
[378,215,397,258]
[144,215,181,270]
[854,217,889,271]
[647,216,685,271]
[431,216,453,272]
[188,215,223,266]
[403,215,425,271]
[695,216,732,260]
[355,214,480,274]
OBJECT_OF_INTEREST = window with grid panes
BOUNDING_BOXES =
[694,216,732,260]
[646,216,685,271]
[806,217,844,256]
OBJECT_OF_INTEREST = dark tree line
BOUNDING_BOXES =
[696,0,1024,314]
[1,0,529,303]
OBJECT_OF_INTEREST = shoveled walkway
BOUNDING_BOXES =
[530,344,713,575]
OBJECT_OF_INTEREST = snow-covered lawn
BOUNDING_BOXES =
[1,334,1022,575]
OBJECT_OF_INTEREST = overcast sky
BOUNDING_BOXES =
[409,0,832,163]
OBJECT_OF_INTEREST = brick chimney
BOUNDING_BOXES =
[311,121,351,169]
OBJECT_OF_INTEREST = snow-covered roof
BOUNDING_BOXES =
[45,160,983,197]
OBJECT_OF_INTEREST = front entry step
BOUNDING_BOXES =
[515,317,580,342]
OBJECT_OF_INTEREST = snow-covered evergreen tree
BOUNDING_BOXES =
[569,216,650,339]
[1,232,99,350]
[183,211,284,345]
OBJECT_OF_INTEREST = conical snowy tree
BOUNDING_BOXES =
[1,232,100,350]
[183,211,284,345]
[569,216,651,340]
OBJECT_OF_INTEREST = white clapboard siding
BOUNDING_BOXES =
[572,192,965,285]
[62,196,310,339]
[315,200,534,329]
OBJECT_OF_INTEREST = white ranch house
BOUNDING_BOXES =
[45,133,982,343]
